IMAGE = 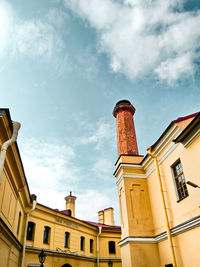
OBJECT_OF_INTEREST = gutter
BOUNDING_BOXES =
[21,198,37,267]
[147,147,177,267]
[97,226,102,267]
[0,121,21,185]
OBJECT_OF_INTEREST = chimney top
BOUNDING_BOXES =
[116,99,131,106]
[113,99,135,118]
[65,191,76,199]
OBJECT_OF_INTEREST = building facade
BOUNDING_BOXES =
[113,100,200,267]
[0,109,121,267]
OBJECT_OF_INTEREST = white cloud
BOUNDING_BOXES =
[155,53,195,84]
[19,137,120,223]
[0,1,65,59]
[64,0,200,83]
[92,158,113,179]
[76,189,120,224]
[19,137,78,193]
[80,119,114,150]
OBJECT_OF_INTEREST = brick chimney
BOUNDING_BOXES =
[64,192,76,217]
[113,100,139,156]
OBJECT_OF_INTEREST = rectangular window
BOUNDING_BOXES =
[172,160,188,201]
[17,212,21,235]
[64,232,70,248]
[26,222,35,241]
[90,239,93,253]
[80,236,85,251]
[108,241,116,254]
[43,226,50,244]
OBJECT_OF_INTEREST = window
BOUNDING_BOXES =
[108,241,116,254]
[90,239,93,253]
[17,212,21,235]
[26,222,35,241]
[80,236,85,251]
[64,232,70,248]
[172,160,188,201]
[43,226,50,244]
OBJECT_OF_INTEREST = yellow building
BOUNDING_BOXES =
[0,108,121,267]
[113,100,200,267]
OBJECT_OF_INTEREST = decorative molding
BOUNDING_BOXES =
[26,246,121,262]
[184,128,200,148]
[158,143,179,165]
[153,126,180,157]
[115,142,179,186]
[141,125,180,170]
[119,216,200,247]
[114,163,143,177]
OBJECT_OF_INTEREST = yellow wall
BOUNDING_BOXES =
[25,204,121,266]
[0,110,32,267]
[115,120,200,267]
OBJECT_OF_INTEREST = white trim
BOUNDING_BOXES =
[118,216,200,247]
[154,126,180,157]
[141,125,180,170]
[184,128,200,147]
[115,142,179,186]
[114,163,143,177]
[116,167,155,186]
[158,143,179,165]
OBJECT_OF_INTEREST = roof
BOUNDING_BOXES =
[37,203,121,231]
[173,112,198,123]
[174,112,200,143]
[149,112,199,151]
[82,220,121,231]
[140,111,199,164]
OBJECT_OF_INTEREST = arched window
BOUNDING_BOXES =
[26,222,35,241]
[64,232,70,248]
[108,241,116,254]
[80,236,85,251]
[61,264,72,267]
[43,226,50,244]
[90,239,93,253]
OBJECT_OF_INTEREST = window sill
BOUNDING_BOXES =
[177,195,189,203]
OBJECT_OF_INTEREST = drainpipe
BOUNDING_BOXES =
[147,147,177,267]
[0,121,21,185]
[21,199,37,267]
[97,226,102,267]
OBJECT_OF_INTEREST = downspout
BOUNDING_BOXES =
[0,121,21,185]
[21,199,37,267]
[97,226,102,267]
[147,147,177,267]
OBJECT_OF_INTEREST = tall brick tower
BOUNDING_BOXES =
[113,100,139,156]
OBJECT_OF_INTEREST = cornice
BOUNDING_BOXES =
[183,128,200,148]
[115,141,179,186]
[119,215,200,247]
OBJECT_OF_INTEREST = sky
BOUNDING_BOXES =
[0,0,200,225]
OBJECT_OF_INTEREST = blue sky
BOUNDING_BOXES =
[0,0,200,224]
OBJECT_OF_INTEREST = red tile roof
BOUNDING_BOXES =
[82,220,121,230]
[173,112,198,123]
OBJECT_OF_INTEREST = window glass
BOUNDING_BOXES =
[173,160,188,201]
[26,222,35,241]
[65,232,70,248]
[80,236,85,251]
[108,241,116,254]
[90,239,93,253]
[43,226,50,244]
[17,212,21,235]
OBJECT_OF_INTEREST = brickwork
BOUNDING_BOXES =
[113,101,139,156]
